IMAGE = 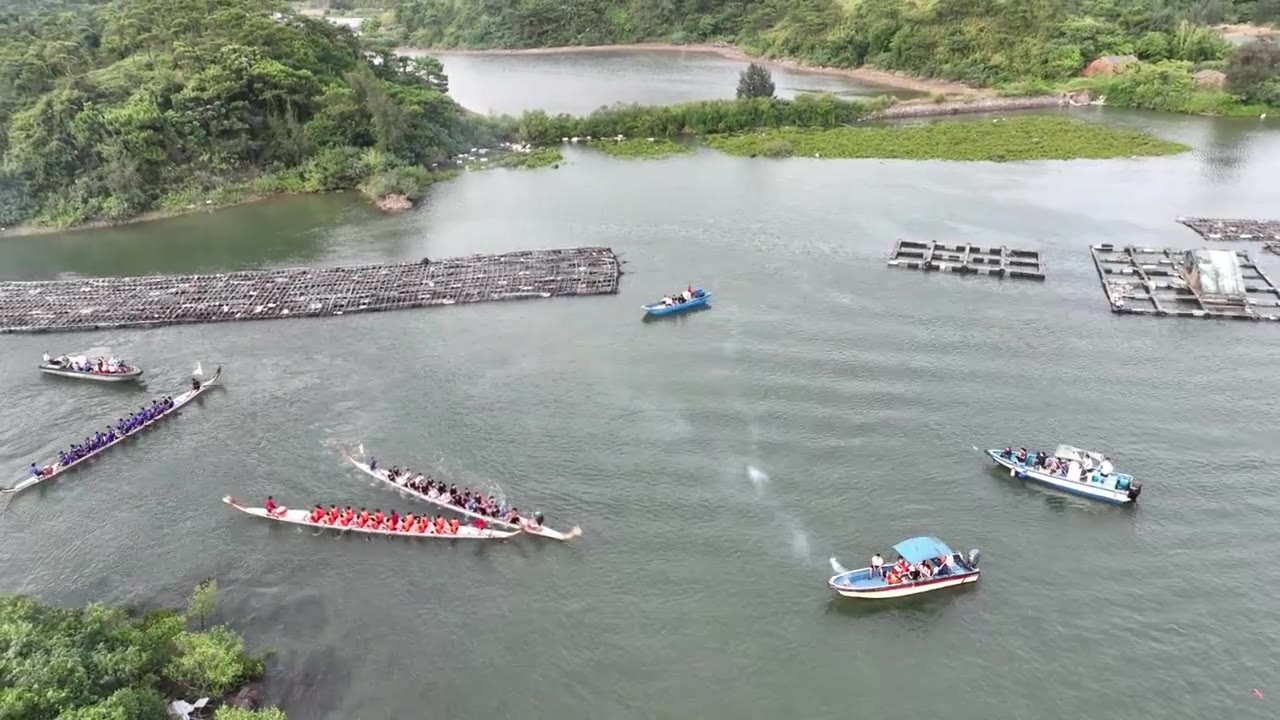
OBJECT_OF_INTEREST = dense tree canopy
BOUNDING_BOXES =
[380,0,1279,104]
[0,586,272,720]
[0,0,494,227]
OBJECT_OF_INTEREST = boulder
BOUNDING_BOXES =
[1193,69,1227,89]
[375,194,413,212]
[226,682,263,710]
[1082,55,1138,76]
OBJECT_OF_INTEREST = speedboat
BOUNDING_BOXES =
[986,444,1142,505]
[39,353,142,382]
[642,288,710,317]
[828,536,981,599]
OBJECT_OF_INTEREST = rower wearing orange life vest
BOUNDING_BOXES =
[448,518,460,535]
[372,509,384,527]
[434,516,446,533]
[357,508,370,527]
[326,505,340,524]
[400,514,415,532]
[310,505,325,523]
[340,507,354,526]
[415,516,430,534]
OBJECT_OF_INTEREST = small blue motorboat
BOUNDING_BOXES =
[642,288,710,317]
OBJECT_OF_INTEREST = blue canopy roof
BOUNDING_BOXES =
[893,536,954,564]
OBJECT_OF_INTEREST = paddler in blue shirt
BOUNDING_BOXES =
[29,463,40,478]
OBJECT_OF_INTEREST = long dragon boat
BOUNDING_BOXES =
[341,447,582,542]
[4,366,221,495]
[222,496,521,540]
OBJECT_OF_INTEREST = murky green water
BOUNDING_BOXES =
[1,50,1278,720]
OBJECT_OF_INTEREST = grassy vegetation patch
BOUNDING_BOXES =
[588,138,694,159]
[469,147,564,170]
[704,116,1189,162]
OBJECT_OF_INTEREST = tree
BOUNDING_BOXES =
[187,577,217,630]
[1226,39,1280,103]
[737,62,776,99]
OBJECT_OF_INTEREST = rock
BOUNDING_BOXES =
[1193,69,1227,89]
[375,194,413,212]
[226,682,263,710]
[1082,55,1137,77]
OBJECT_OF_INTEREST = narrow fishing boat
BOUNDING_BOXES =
[39,353,143,382]
[986,445,1142,505]
[643,286,710,317]
[4,366,222,495]
[828,536,981,599]
[341,447,582,541]
[222,496,520,540]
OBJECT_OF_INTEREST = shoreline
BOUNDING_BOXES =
[407,43,989,97]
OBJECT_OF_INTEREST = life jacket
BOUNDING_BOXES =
[448,519,459,535]
[373,512,384,525]
[435,518,446,533]
[310,509,324,523]
[416,518,430,533]
[887,571,902,585]
[327,507,339,522]
[339,515,351,527]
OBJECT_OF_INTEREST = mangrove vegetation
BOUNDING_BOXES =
[0,581,285,720]
[377,0,1280,114]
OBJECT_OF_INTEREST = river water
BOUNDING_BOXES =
[1,50,1279,720]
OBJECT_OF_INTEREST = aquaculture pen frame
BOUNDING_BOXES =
[0,247,622,334]
[1089,244,1280,321]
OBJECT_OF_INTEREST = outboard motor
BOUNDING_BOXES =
[1127,481,1143,501]
[967,548,981,569]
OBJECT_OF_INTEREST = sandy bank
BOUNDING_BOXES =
[407,43,990,97]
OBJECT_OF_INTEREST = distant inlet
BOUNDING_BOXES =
[0,247,622,334]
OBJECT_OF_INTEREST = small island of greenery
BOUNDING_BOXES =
[704,116,1189,161]
[0,579,285,720]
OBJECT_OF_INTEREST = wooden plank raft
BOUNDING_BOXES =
[1089,244,1280,321]
[886,240,1045,280]
[1177,217,1280,242]
[0,247,622,334]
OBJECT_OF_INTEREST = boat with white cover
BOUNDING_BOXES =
[828,536,981,599]
[39,353,142,382]
[986,445,1142,505]
[4,366,221,495]
[222,496,520,540]
[341,447,582,541]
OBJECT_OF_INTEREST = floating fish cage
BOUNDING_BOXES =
[0,247,622,334]
[1177,217,1280,242]
[1089,244,1280,321]
[886,241,1045,280]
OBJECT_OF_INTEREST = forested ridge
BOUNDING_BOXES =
[0,0,502,228]
[376,0,1280,110]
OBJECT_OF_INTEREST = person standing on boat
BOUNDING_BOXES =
[682,286,693,302]
[368,456,377,472]
[871,552,885,579]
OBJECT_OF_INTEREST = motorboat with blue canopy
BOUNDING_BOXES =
[828,535,981,599]
[986,444,1142,505]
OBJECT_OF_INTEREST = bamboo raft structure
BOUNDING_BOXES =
[0,247,621,334]
[1089,244,1280,321]
[886,241,1045,280]
[1177,217,1280,242]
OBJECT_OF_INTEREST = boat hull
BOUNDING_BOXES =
[222,496,519,540]
[6,367,221,495]
[39,365,142,382]
[986,449,1135,505]
[642,290,710,316]
[829,570,980,599]
[342,451,581,541]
